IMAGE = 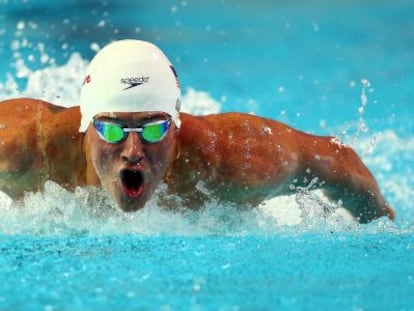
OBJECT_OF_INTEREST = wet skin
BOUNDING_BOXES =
[0,98,395,223]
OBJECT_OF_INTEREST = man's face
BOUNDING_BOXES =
[86,111,178,211]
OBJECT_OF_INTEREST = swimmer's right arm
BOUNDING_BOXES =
[0,98,86,198]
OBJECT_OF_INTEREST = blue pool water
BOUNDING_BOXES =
[1,0,414,310]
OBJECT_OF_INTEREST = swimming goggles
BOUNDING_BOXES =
[93,118,171,144]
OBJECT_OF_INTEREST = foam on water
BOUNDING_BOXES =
[0,53,412,237]
[0,179,373,236]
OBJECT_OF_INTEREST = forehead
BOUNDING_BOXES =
[94,111,170,122]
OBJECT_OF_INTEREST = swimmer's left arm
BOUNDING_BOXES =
[298,134,395,223]
[171,112,394,223]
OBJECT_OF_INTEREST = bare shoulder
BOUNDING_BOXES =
[168,112,303,204]
[0,98,80,144]
[0,97,67,114]
[178,111,299,139]
[0,98,83,197]
[177,112,302,154]
[0,97,80,124]
[179,111,292,128]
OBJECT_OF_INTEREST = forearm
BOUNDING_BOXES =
[300,135,395,222]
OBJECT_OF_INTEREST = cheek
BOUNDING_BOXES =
[146,140,175,174]
[89,137,119,175]
[147,145,169,169]
[93,149,110,173]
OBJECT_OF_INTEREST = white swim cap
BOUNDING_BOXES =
[79,39,181,132]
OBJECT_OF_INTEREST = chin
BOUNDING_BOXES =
[117,198,147,212]
[106,187,147,212]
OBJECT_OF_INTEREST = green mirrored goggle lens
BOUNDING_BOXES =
[141,122,169,142]
[102,123,125,142]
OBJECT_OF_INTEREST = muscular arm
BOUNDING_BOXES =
[299,134,395,223]
[0,98,86,197]
[169,112,395,223]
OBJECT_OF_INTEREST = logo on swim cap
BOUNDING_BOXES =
[79,39,181,132]
[83,74,91,85]
[121,76,150,90]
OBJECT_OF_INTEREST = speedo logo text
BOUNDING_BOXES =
[121,76,150,90]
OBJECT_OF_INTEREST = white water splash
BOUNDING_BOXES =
[181,87,221,115]
[0,180,361,236]
[349,78,376,155]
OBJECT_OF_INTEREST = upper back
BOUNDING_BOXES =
[0,98,85,195]
[169,112,302,200]
[176,111,300,163]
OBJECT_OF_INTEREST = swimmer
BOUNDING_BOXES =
[0,39,395,223]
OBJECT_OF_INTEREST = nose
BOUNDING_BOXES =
[120,132,145,165]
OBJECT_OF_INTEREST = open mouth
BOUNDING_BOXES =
[120,169,144,199]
